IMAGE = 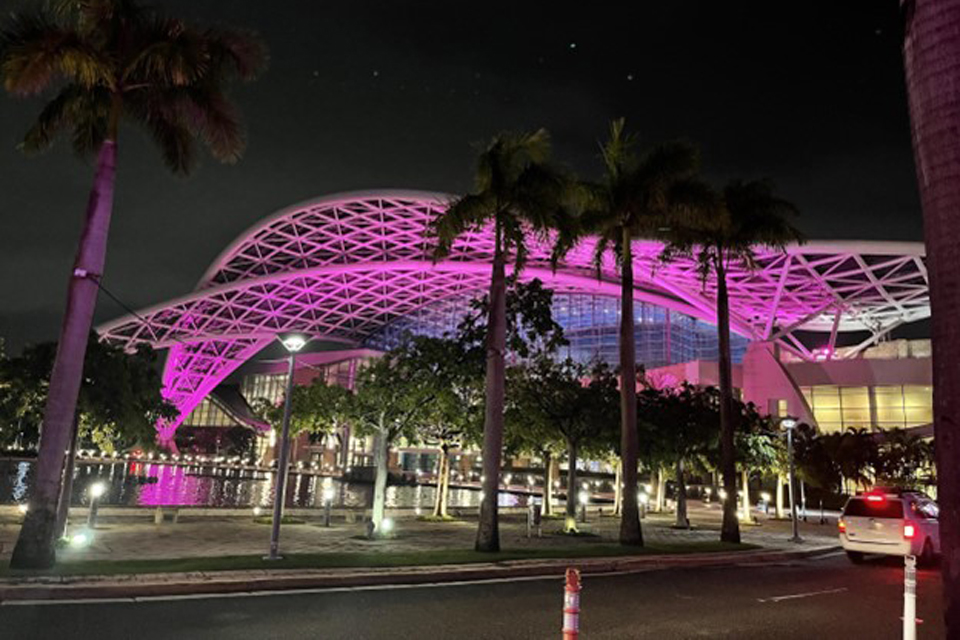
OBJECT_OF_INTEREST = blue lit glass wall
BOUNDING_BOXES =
[365,293,748,368]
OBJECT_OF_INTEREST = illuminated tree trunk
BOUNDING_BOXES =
[716,257,741,544]
[902,3,960,630]
[55,414,80,538]
[371,427,389,535]
[542,451,554,516]
[564,441,579,532]
[475,224,506,552]
[618,229,643,546]
[776,473,786,519]
[656,466,667,512]
[741,468,751,523]
[613,458,623,516]
[433,443,450,518]
[11,140,117,570]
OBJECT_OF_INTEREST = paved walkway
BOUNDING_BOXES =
[0,503,837,562]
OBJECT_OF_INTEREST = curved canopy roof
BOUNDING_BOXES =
[98,190,929,441]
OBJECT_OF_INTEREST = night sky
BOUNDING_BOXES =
[0,1,922,354]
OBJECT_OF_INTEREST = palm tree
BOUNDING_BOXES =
[663,179,801,543]
[433,129,573,552]
[573,119,700,546]
[901,1,960,632]
[1,0,266,569]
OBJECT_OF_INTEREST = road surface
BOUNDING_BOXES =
[1,553,944,639]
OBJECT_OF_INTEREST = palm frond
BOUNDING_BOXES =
[20,84,84,153]
[1,10,110,96]
[432,192,495,258]
[204,27,268,81]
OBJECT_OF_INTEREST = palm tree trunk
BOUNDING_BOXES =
[55,414,81,538]
[542,450,554,516]
[741,468,751,523]
[776,473,786,519]
[618,228,643,546]
[675,459,688,529]
[371,428,389,535]
[11,140,117,569]
[475,225,507,552]
[565,440,579,532]
[715,257,741,544]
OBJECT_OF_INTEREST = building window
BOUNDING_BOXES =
[801,384,932,433]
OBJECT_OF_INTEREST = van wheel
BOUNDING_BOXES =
[919,539,936,567]
[846,550,865,564]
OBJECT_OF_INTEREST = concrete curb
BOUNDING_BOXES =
[0,546,840,603]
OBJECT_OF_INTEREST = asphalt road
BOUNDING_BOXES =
[0,553,945,639]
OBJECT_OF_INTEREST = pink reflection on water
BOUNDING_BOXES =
[136,464,203,507]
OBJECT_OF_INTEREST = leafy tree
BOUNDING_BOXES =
[433,129,575,552]
[733,404,778,522]
[1,0,266,569]
[394,336,484,519]
[0,336,176,452]
[256,378,352,442]
[567,118,701,546]
[874,429,935,489]
[346,349,432,536]
[509,356,619,532]
[638,383,719,528]
[662,179,802,543]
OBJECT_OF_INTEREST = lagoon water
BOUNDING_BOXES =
[0,459,532,510]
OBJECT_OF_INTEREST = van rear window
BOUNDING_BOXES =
[843,498,904,519]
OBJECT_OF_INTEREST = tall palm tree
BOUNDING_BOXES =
[1,0,266,569]
[901,1,960,631]
[434,129,573,552]
[573,119,700,546]
[663,179,801,543]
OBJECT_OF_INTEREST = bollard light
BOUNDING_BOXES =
[253,506,262,517]
[69,530,92,548]
[380,518,394,533]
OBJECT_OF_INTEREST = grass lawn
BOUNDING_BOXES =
[1,541,758,578]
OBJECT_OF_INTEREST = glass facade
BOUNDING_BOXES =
[800,384,933,434]
[365,293,748,369]
[182,398,240,428]
[241,373,288,406]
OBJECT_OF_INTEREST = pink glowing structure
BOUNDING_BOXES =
[97,190,930,445]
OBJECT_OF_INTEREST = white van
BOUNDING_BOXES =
[838,489,940,565]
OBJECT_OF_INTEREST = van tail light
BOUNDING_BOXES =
[838,518,846,533]
[904,523,916,539]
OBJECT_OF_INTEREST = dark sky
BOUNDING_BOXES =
[0,1,922,354]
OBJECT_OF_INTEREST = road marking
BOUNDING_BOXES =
[758,587,848,603]
[2,553,840,608]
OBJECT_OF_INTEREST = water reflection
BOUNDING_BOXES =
[0,460,532,510]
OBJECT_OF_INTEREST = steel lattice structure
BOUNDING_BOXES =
[98,190,930,442]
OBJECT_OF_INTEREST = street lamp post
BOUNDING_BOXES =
[87,481,106,528]
[781,417,803,544]
[266,332,308,561]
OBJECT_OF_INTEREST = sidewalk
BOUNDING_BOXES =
[0,502,839,563]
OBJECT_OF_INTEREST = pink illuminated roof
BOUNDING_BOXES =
[97,189,929,442]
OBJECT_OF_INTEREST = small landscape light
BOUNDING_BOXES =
[17,503,29,515]
[89,481,107,499]
[380,518,394,533]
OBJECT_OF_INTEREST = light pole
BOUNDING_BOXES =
[266,332,309,561]
[781,417,803,544]
[87,481,106,528]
